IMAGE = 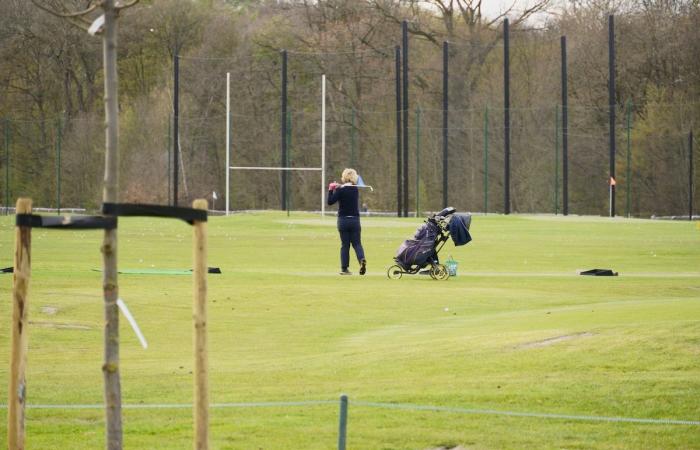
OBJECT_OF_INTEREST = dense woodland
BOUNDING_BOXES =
[0,0,698,216]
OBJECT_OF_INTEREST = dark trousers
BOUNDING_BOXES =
[337,216,365,270]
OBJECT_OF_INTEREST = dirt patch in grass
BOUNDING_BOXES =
[515,332,594,349]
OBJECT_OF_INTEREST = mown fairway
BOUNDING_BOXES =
[1,212,699,449]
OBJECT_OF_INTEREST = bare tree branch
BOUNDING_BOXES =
[485,0,551,28]
[64,16,92,30]
[29,0,96,31]
[30,0,100,18]
[115,0,139,11]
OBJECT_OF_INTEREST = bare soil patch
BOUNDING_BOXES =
[516,332,594,349]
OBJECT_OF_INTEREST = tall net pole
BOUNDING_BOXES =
[402,20,409,217]
[561,36,569,216]
[503,18,511,215]
[395,46,402,217]
[321,74,326,218]
[608,15,617,217]
[442,40,449,209]
[173,53,179,207]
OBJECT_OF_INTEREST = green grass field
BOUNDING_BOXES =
[1,212,699,449]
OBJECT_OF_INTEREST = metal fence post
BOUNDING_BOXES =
[286,111,292,215]
[690,130,694,221]
[4,118,10,214]
[56,117,62,215]
[281,49,288,211]
[626,99,632,217]
[483,106,489,214]
[167,113,172,206]
[416,106,421,216]
[555,105,560,214]
[338,394,348,450]
[350,108,356,168]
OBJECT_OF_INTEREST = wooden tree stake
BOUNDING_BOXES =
[8,198,32,450]
[192,199,209,449]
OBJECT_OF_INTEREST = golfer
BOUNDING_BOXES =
[328,168,367,275]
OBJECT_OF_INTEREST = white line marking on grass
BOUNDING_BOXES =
[2,401,697,426]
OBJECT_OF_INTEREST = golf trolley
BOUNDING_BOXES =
[387,207,471,281]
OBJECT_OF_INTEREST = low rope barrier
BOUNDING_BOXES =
[1,399,697,426]
[352,401,700,426]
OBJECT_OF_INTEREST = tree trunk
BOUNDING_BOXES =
[100,1,122,449]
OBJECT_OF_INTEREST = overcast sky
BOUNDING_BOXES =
[480,0,564,23]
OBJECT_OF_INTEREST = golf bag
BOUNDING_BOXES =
[393,207,471,272]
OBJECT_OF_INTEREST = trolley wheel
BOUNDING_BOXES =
[431,264,450,281]
[387,265,403,280]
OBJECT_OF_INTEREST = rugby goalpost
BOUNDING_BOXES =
[225,73,327,217]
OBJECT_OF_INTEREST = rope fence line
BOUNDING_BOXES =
[352,401,700,426]
[1,399,697,426]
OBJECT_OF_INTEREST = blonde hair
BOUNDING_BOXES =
[341,168,358,184]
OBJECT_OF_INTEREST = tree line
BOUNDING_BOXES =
[1,0,697,216]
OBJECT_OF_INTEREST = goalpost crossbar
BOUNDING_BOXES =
[226,74,327,216]
[229,166,322,171]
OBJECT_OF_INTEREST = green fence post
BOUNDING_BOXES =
[337,394,348,450]
[167,113,172,205]
[415,107,421,216]
[56,117,62,214]
[689,130,693,221]
[625,99,632,218]
[483,106,489,214]
[4,119,10,215]
[555,105,560,215]
[350,108,356,168]
[286,111,292,216]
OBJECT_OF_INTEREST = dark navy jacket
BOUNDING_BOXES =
[328,185,360,216]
